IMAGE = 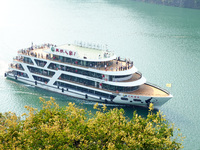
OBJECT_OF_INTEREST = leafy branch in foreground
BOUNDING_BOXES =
[0,97,184,149]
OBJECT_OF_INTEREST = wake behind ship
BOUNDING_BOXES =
[5,42,172,108]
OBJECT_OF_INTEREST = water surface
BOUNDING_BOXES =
[0,0,200,149]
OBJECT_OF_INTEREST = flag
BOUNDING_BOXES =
[166,83,172,87]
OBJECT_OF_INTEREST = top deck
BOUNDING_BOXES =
[55,44,115,60]
[17,44,134,73]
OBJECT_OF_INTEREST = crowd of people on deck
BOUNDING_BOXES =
[16,43,133,72]
[18,43,55,58]
[10,63,24,71]
[103,57,133,72]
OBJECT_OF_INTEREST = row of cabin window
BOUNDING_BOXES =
[27,66,55,77]
[13,71,29,78]
[60,74,95,87]
[102,83,139,92]
[60,74,138,92]
[48,63,103,79]
[33,75,50,83]
[54,81,114,99]
[34,59,47,67]
[48,63,131,81]
[52,55,113,68]
[23,57,33,64]
[24,57,132,82]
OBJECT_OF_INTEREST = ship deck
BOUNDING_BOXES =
[125,84,169,97]
[58,77,169,97]
[16,46,169,98]
[58,44,115,60]
[119,73,141,82]
[18,47,134,72]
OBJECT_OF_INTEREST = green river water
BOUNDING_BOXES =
[0,0,200,149]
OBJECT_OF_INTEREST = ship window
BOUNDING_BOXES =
[110,85,116,91]
[12,63,24,71]
[121,97,128,100]
[133,99,141,102]
[88,89,94,94]
[23,57,33,64]
[53,81,114,99]
[47,62,106,81]
[14,71,29,78]
[33,75,49,83]
[114,75,131,78]
[34,59,47,67]
[28,66,55,77]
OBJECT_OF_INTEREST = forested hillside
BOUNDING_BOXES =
[134,0,200,9]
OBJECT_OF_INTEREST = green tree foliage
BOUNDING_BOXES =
[0,97,184,149]
[134,0,200,9]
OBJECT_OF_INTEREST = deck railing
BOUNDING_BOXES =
[145,82,171,95]
[18,48,134,72]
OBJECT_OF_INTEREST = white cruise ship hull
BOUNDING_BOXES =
[5,42,172,108]
[5,72,172,108]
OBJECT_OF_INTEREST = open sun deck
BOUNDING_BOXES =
[17,46,134,72]
[58,44,115,60]
[126,84,170,97]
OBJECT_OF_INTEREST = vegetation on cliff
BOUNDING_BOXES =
[0,97,184,149]
[134,0,200,9]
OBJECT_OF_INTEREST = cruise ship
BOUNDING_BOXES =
[5,42,172,108]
